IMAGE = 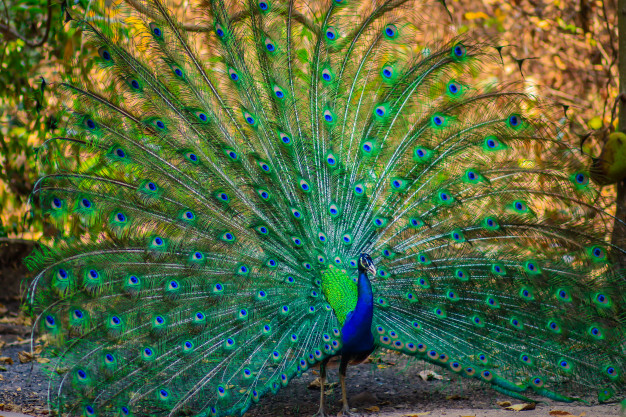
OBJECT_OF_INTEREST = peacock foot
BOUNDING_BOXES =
[339,407,361,417]
[311,408,330,417]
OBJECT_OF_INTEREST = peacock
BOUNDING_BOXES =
[26,0,626,415]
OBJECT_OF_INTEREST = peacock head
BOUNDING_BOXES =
[358,253,377,276]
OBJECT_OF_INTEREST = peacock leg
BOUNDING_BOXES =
[312,357,331,417]
[339,356,359,417]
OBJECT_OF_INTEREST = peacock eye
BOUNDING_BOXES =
[279,132,291,144]
[228,68,240,81]
[244,112,256,125]
[452,43,466,58]
[384,24,397,39]
[215,23,226,38]
[184,151,198,162]
[264,38,276,52]
[273,85,285,99]
[508,113,523,128]
[448,81,460,95]
[149,23,163,40]
[590,245,606,260]
[258,0,269,10]
[98,47,112,61]
[325,26,338,41]
[85,118,97,130]
[574,172,588,185]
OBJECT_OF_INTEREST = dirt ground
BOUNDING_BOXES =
[0,302,623,417]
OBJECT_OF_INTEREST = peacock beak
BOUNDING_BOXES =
[368,264,377,276]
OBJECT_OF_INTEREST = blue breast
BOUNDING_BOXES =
[340,271,374,354]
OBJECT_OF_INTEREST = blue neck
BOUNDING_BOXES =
[340,269,374,354]
[355,270,374,322]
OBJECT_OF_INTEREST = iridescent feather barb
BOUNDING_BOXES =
[26,0,626,415]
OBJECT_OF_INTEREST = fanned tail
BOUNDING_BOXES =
[28,0,626,415]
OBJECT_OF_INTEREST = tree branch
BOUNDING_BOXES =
[0,0,52,48]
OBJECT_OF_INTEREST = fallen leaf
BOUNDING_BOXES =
[447,394,468,400]
[504,403,536,411]
[402,413,430,417]
[549,412,574,416]
[365,406,380,412]
[18,351,34,364]
[36,357,51,364]
[0,356,13,365]
[7,338,30,346]
[418,370,443,381]
[498,401,513,407]
[307,377,337,390]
